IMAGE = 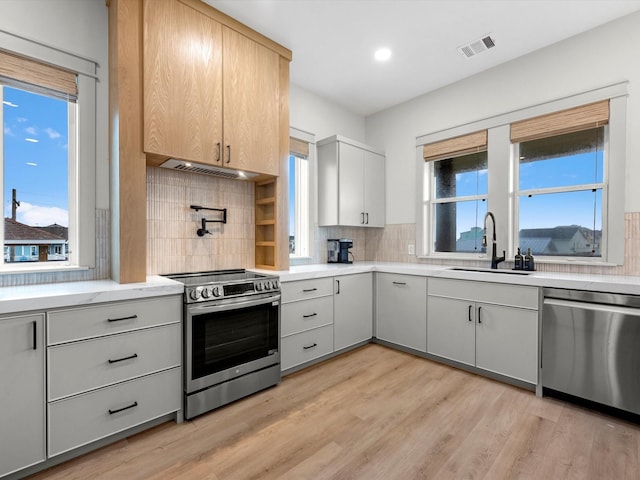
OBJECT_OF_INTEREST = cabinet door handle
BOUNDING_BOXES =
[226,145,231,164]
[107,314,138,323]
[392,281,407,286]
[302,288,317,293]
[303,343,318,350]
[108,401,138,415]
[216,142,221,163]
[108,353,139,364]
[477,306,482,324]
[302,313,317,318]
[32,320,37,350]
[365,212,369,224]
[361,212,365,224]
[468,305,473,322]
[336,279,340,294]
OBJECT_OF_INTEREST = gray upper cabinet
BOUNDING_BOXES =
[317,135,385,228]
[0,314,46,478]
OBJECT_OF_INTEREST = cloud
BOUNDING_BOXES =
[6,201,69,227]
[17,117,28,123]
[45,128,61,139]
[2,100,18,108]
[4,126,14,136]
[25,138,39,143]
[25,126,37,136]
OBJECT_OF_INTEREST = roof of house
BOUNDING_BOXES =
[4,217,66,243]
[520,225,597,240]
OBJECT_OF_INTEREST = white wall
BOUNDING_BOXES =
[0,0,109,210]
[366,10,640,224]
[290,83,366,142]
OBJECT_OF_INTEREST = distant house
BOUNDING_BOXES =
[519,225,601,256]
[4,218,68,262]
[456,226,485,253]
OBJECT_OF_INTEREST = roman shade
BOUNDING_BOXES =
[423,130,487,162]
[290,137,309,158]
[511,100,609,143]
[0,49,77,99]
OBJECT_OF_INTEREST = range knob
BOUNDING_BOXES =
[273,280,280,289]
[212,286,222,297]
[189,289,200,301]
[201,288,210,299]
[255,282,263,292]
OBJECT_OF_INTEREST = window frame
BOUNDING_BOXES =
[288,127,315,265]
[0,30,97,273]
[416,82,627,265]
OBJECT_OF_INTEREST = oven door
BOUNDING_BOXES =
[185,293,280,394]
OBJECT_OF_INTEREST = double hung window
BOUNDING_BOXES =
[289,135,310,257]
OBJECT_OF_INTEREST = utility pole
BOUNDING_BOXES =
[12,188,20,221]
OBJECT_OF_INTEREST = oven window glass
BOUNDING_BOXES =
[191,302,278,380]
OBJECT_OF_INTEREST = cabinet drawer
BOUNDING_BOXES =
[281,325,333,371]
[282,296,333,337]
[48,296,181,344]
[429,278,539,310]
[48,323,181,401]
[281,277,333,303]
[48,367,181,457]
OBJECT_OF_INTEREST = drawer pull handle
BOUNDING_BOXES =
[303,313,317,318]
[108,401,138,415]
[303,343,317,350]
[107,314,138,323]
[392,281,407,286]
[302,288,317,293]
[108,353,139,364]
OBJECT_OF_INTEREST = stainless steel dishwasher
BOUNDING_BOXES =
[542,288,640,415]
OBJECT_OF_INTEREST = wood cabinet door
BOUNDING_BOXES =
[337,142,365,226]
[0,314,45,477]
[475,303,538,383]
[222,26,279,176]
[427,296,476,366]
[143,0,223,164]
[363,150,385,227]
[334,273,373,351]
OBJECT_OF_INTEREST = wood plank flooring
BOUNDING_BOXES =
[28,344,640,480]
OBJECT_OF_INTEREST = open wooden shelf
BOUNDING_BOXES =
[255,178,278,270]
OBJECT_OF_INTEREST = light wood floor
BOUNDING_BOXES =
[29,344,640,480]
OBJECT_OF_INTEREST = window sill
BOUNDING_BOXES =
[0,263,89,276]
[289,256,313,266]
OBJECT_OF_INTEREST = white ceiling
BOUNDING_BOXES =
[204,0,640,116]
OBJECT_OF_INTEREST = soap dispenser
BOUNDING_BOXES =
[514,248,523,270]
[524,248,535,271]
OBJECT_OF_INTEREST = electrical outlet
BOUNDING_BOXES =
[408,244,415,255]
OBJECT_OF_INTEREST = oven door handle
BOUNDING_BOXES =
[189,294,281,314]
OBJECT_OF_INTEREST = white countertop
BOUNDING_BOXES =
[267,262,640,296]
[0,275,183,316]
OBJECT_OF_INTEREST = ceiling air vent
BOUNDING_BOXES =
[457,34,496,59]
[159,158,258,180]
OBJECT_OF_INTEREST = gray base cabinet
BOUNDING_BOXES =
[375,273,427,352]
[427,278,538,384]
[334,273,373,351]
[0,314,46,478]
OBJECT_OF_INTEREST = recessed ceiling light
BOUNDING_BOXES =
[374,48,392,62]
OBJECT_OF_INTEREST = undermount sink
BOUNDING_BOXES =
[449,267,531,275]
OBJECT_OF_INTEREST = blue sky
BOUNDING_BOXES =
[3,86,69,227]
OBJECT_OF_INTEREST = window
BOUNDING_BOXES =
[516,128,605,257]
[1,52,74,265]
[289,132,312,259]
[0,38,97,271]
[417,85,626,264]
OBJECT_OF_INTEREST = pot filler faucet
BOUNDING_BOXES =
[482,211,505,269]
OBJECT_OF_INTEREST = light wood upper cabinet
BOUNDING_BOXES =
[222,27,279,176]
[143,0,223,165]
[143,0,281,176]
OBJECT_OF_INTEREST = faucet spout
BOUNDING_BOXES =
[483,211,505,269]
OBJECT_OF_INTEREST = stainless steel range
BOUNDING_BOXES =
[164,269,281,419]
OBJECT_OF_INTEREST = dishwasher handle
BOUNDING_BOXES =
[543,297,640,318]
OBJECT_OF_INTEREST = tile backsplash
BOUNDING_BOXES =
[147,166,255,275]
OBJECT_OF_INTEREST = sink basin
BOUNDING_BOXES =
[449,267,531,275]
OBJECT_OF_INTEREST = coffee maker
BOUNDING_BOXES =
[328,238,353,264]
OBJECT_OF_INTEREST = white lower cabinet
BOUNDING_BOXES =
[281,278,334,371]
[46,296,182,458]
[375,273,427,352]
[0,314,45,478]
[334,273,373,351]
[427,278,539,384]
